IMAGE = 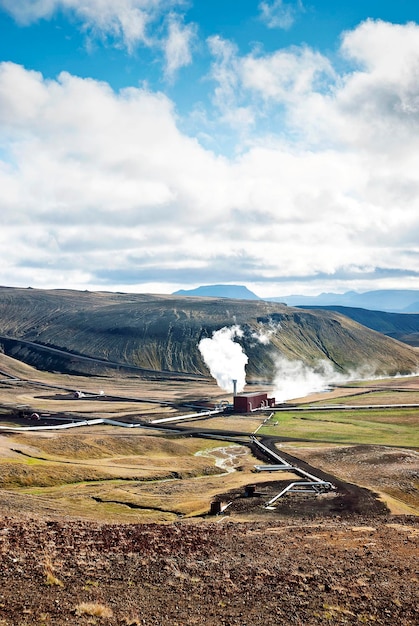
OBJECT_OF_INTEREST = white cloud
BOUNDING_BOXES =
[259,0,303,30]
[254,19,419,158]
[0,0,56,23]
[0,0,191,55]
[0,62,236,288]
[208,19,419,160]
[164,14,196,79]
[1,19,419,294]
[207,35,334,135]
[333,20,419,150]
[240,47,334,102]
[207,36,255,130]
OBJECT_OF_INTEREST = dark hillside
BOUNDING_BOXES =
[298,305,419,347]
[0,287,417,378]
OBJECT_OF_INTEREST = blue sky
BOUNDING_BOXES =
[0,0,419,297]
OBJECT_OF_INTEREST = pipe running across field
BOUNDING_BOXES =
[250,435,335,507]
[0,408,226,432]
[0,418,136,432]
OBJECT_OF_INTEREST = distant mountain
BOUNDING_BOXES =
[172,285,419,312]
[298,305,419,347]
[173,284,260,300]
[269,290,419,313]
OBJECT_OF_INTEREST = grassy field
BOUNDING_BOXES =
[0,427,298,521]
[310,389,419,406]
[260,407,419,447]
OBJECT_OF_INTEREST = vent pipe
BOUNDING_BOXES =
[232,379,237,396]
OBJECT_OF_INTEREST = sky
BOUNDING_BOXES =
[1,0,419,298]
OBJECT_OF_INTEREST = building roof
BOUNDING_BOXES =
[235,392,268,398]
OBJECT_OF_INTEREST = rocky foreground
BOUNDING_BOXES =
[0,515,417,625]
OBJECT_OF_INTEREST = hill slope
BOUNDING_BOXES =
[298,305,419,347]
[0,287,417,379]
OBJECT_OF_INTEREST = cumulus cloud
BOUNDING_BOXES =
[207,35,335,134]
[0,61,233,287]
[208,18,419,156]
[1,19,419,294]
[332,20,419,151]
[241,47,334,102]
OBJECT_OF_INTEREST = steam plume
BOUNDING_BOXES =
[198,326,248,392]
[272,357,382,402]
[272,357,339,402]
[251,318,282,345]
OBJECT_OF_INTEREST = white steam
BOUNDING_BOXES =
[198,322,414,402]
[272,356,382,402]
[251,320,281,345]
[272,357,339,402]
[198,325,248,393]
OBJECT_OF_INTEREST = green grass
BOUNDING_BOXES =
[260,408,419,447]
[312,389,419,406]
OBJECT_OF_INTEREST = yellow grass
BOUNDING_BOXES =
[44,554,64,587]
[75,602,113,619]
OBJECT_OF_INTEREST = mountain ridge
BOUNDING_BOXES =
[173,284,260,300]
[0,286,417,380]
[171,284,419,312]
[269,289,419,312]
[297,305,419,347]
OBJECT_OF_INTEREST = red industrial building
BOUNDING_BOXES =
[233,392,275,413]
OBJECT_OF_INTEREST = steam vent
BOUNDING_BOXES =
[233,392,275,413]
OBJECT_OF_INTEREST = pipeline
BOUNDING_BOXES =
[0,417,138,432]
[249,435,290,466]
[150,408,224,424]
[250,435,335,507]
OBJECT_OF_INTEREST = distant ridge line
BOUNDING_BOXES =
[172,284,419,312]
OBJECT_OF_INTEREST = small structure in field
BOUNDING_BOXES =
[233,392,275,413]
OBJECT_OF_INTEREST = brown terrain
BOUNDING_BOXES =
[0,515,417,625]
[0,353,417,624]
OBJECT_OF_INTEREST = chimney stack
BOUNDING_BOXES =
[232,379,237,396]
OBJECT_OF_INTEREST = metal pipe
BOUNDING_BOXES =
[266,480,333,507]
[250,435,290,466]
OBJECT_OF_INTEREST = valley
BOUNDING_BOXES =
[0,350,417,520]
[0,287,417,624]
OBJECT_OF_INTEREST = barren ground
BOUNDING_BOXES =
[0,516,417,625]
